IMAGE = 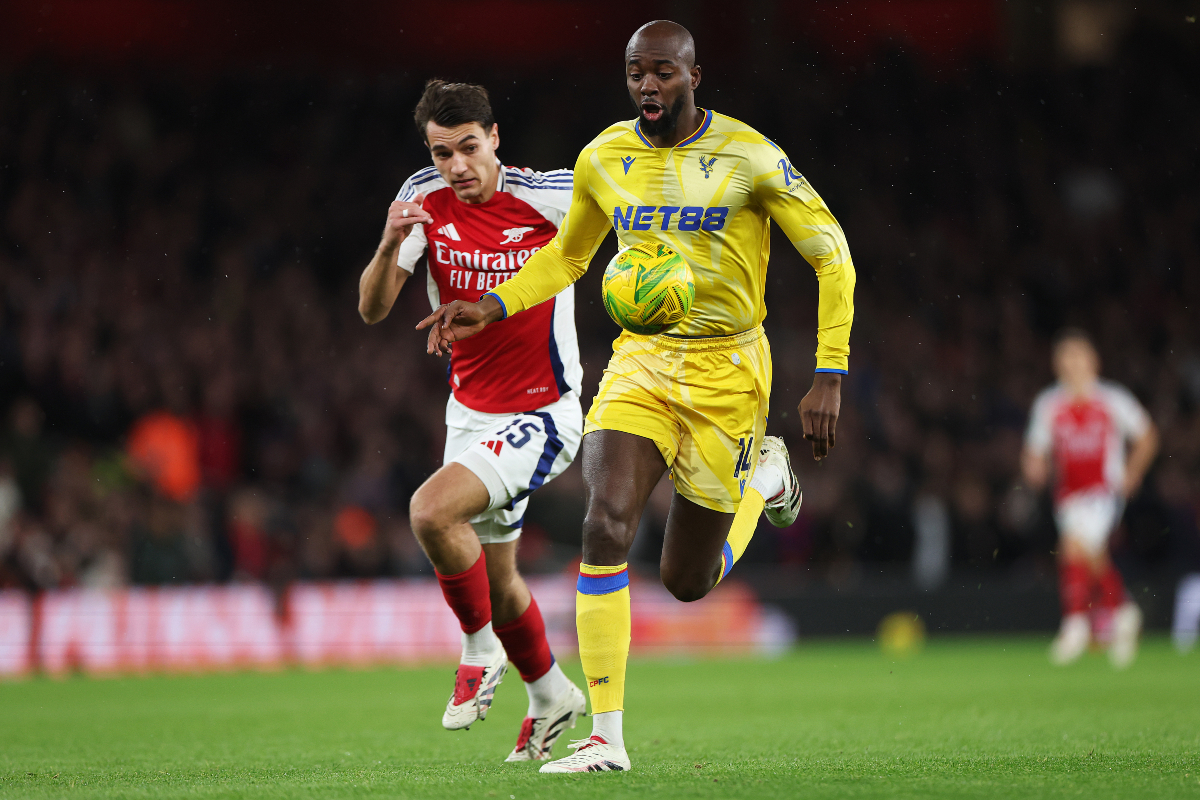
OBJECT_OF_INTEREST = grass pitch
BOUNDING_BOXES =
[2,637,1198,799]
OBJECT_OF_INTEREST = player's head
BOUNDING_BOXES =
[625,20,701,138]
[1052,328,1100,388]
[414,79,499,203]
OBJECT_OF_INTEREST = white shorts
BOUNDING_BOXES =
[444,392,583,544]
[1055,489,1123,556]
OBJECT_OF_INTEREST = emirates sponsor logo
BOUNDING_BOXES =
[433,241,540,271]
[434,241,543,292]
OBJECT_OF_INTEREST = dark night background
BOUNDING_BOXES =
[0,0,1197,632]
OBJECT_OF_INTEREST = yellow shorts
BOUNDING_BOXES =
[584,326,772,513]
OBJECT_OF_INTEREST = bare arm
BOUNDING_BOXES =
[1122,423,1159,499]
[358,196,431,324]
[1021,446,1050,491]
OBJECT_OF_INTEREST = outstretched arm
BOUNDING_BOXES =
[754,143,856,460]
[359,196,431,323]
[417,149,611,353]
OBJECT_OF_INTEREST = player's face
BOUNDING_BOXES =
[425,121,500,204]
[626,53,697,137]
[1054,339,1100,387]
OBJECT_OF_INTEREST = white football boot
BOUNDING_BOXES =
[442,647,507,730]
[1109,602,1143,669]
[505,682,587,762]
[538,736,631,773]
[1050,613,1090,665]
[759,436,803,528]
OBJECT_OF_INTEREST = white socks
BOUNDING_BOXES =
[460,622,503,666]
[590,710,624,748]
[525,660,574,717]
[749,462,785,501]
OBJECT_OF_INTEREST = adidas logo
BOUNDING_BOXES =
[437,223,461,241]
[480,440,504,456]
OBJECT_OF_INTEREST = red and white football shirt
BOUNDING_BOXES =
[394,162,580,414]
[1025,380,1151,503]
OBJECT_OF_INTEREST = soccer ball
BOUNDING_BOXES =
[601,242,695,335]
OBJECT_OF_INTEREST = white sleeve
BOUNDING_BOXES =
[392,169,442,274]
[396,168,441,202]
[1108,385,1151,440]
[395,223,426,274]
[1025,391,1053,455]
[503,167,574,227]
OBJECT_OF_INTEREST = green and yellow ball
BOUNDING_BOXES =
[601,242,695,335]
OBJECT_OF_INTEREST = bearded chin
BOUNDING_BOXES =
[639,95,686,137]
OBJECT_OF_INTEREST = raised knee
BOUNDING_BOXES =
[408,488,451,542]
[660,561,715,603]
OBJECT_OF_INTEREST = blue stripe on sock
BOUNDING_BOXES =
[577,570,630,595]
[721,541,735,579]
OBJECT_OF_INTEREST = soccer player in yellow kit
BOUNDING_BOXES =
[419,20,855,773]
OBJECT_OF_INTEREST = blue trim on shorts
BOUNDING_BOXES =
[721,541,735,579]
[504,411,563,510]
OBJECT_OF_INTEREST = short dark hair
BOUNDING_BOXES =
[1052,326,1094,352]
[413,79,495,141]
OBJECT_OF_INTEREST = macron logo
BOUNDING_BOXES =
[500,226,535,244]
[437,223,461,241]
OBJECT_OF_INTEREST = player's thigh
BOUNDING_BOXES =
[1055,491,1120,565]
[450,397,583,524]
[409,462,491,531]
[660,491,734,593]
[580,429,668,564]
[584,338,682,466]
[670,335,771,513]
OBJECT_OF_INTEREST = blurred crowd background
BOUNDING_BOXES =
[0,1,1197,607]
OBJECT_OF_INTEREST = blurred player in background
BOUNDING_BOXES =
[419,21,855,772]
[358,80,586,762]
[1023,329,1158,668]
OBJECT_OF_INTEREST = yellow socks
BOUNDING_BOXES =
[717,487,765,583]
[576,563,631,714]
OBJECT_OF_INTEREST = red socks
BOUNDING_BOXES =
[435,551,555,682]
[1096,564,1127,611]
[1059,560,1092,616]
[1059,559,1128,616]
[494,596,555,683]
[435,551,492,634]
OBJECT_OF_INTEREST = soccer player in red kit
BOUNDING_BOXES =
[358,80,586,761]
[1022,329,1159,668]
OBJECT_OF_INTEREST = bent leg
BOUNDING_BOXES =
[659,493,734,602]
[409,464,502,666]
[483,540,531,627]
[409,462,490,575]
[485,540,578,721]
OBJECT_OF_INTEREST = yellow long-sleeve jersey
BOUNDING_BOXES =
[488,109,856,372]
